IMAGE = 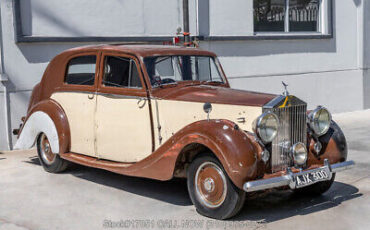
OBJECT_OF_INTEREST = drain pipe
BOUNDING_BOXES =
[182,0,191,45]
[1,77,12,151]
[0,3,12,150]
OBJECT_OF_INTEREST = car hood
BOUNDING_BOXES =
[151,85,277,107]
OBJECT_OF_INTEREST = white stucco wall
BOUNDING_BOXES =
[363,0,370,109]
[20,0,184,37]
[209,0,253,36]
[364,0,370,69]
[0,0,368,150]
[201,0,364,113]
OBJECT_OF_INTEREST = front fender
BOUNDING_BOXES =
[14,99,70,154]
[177,120,258,189]
[308,120,348,165]
[127,119,259,189]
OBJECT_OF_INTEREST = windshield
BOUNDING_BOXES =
[144,55,225,86]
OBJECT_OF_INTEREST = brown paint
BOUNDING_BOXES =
[196,166,225,206]
[18,44,349,191]
[245,132,268,178]
[150,85,276,107]
[61,119,258,189]
[307,136,345,165]
[22,99,71,155]
[26,45,275,110]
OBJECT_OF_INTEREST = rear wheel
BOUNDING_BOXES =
[294,173,336,196]
[37,133,69,173]
[187,155,246,220]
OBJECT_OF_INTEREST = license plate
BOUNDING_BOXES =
[295,168,330,188]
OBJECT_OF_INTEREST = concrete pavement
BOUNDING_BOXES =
[0,110,369,230]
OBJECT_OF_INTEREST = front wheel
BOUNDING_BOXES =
[37,133,69,173]
[187,155,246,220]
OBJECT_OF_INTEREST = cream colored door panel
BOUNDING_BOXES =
[96,95,152,162]
[51,92,96,156]
[155,100,262,149]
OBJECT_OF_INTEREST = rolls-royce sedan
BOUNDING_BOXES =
[14,44,354,219]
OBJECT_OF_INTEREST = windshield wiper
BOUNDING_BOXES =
[183,80,224,87]
[183,82,202,87]
[205,80,224,84]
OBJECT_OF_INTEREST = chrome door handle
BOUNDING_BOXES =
[88,94,94,100]
[137,98,147,108]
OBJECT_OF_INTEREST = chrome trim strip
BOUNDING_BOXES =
[54,91,146,100]
[331,160,355,172]
[98,93,145,100]
[243,160,355,192]
[244,175,291,192]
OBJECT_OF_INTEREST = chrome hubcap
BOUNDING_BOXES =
[44,143,50,153]
[39,134,56,165]
[195,162,227,208]
[203,178,215,193]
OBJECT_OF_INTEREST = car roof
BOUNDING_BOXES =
[65,44,217,58]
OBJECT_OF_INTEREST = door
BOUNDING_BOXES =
[95,54,153,162]
[51,54,98,157]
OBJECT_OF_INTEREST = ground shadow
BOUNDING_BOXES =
[24,156,41,165]
[235,181,361,222]
[69,164,192,206]
[23,157,191,206]
[23,156,361,222]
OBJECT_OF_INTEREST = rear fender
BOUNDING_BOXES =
[14,99,70,154]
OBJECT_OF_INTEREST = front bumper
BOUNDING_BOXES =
[243,159,355,192]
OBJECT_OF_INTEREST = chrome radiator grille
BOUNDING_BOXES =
[264,96,307,172]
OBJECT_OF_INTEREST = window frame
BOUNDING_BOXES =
[61,52,99,93]
[253,0,332,36]
[143,55,227,88]
[64,55,97,86]
[97,52,147,97]
[102,56,142,89]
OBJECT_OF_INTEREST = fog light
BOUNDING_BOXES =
[291,142,308,166]
[261,150,270,163]
[314,141,322,154]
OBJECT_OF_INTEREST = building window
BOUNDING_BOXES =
[65,56,96,86]
[254,0,324,33]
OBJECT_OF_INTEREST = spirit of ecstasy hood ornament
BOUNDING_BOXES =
[282,81,289,96]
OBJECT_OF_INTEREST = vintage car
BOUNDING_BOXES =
[14,44,354,220]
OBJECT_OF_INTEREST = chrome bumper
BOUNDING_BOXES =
[243,160,355,192]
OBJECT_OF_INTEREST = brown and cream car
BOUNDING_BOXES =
[14,44,354,219]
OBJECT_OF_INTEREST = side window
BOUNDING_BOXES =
[103,56,142,88]
[65,56,96,85]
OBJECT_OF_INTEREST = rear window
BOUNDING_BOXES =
[65,56,96,85]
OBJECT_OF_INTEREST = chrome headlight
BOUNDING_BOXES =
[308,106,332,136]
[291,142,308,166]
[253,112,279,144]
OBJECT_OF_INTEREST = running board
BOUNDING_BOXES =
[60,152,133,173]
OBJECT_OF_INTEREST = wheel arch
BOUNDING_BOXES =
[168,119,259,189]
[14,99,70,154]
[173,143,213,178]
